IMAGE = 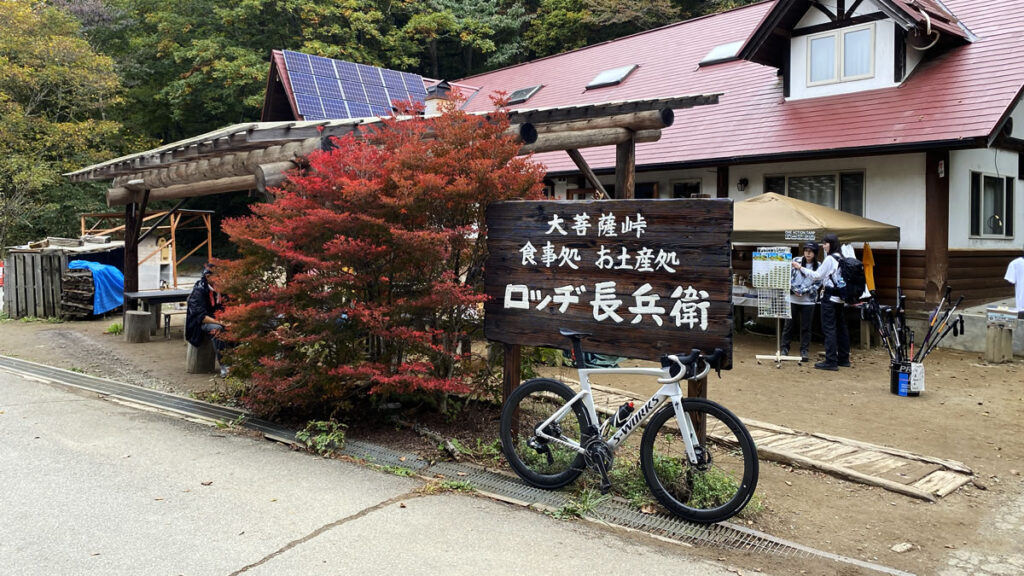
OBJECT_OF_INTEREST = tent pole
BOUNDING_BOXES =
[896,241,901,292]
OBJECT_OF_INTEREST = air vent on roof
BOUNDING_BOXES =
[506,85,543,105]
[585,64,638,90]
[699,41,743,66]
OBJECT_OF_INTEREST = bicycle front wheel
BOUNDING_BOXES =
[499,378,590,490]
[639,398,758,524]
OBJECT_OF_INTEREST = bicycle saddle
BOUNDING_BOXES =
[559,328,592,339]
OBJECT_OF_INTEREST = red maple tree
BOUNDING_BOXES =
[217,100,545,418]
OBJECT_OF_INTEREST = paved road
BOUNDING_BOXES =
[0,369,757,576]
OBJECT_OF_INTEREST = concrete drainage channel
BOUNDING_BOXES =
[1,354,912,576]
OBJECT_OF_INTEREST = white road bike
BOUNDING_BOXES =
[500,329,758,524]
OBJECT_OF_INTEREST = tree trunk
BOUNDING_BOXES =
[124,310,151,343]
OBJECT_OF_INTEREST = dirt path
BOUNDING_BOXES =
[1,317,1021,575]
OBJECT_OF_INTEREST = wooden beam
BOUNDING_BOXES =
[565,150,610,200]
[107,175,257,206]
[615,136,636,199]
[519,128,659,155]
[534,109,674,134]
[925,150,949,303]
[255,161,296,192]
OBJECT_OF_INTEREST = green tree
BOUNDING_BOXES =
[0,1,136,250]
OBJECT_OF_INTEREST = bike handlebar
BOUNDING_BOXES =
[658,348,725,383]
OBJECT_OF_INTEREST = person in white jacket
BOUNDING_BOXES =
[792,233,850,371]
[781,241,821,363]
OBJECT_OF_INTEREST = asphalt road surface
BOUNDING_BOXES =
[0,369,760,576]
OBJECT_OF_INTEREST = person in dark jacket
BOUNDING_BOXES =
[185,267,229,376]
[792,233,850,371]
[781,241,820,363]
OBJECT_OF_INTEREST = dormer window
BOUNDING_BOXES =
[807,23,875,86]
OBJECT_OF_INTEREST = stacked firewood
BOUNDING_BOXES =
[61,269,95,319]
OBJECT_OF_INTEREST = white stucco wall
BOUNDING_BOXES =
[1008,97,1024,138]
[728,154,925,249]
[788,0,926,100]
[949,148,1022,250]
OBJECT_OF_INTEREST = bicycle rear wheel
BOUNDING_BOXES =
[499,378,590,490]
[639,398,758,524]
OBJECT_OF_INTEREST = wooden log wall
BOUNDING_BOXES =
[732,247,1016,309]
[2,252,67,319]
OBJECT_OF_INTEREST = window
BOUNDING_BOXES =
[586,64,638,90]
[699,41,743,67]
[763,171,865,216]
[807,23,875,85]
[635,183,657,199]
[672,179,702,198]
[506,85,542,105]
[970,172,1014,237]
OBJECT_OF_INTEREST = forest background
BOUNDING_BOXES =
[0,0,757,251]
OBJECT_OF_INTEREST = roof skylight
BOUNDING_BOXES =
[585,64,638,89]
[699,41,744,66]
[506,85,543,105]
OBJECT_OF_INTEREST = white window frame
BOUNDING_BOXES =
[764,171,866,216]
[806,23,876,86]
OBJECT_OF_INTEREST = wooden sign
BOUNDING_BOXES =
[484,199,733,367]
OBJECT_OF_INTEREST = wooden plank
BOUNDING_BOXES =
[755,448,937,502]
[811,432,973,473]
[914,470,973,498]
[40,254,52,317]
[924,149,949,303]
[2,256,11,315]
[27,253,39,317]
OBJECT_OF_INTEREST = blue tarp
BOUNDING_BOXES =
[68,260,124,315]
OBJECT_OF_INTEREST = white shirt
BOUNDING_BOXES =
[1005,257,1024,311]
[798,253,843,304]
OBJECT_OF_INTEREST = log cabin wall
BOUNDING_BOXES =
[731,247,1017,309]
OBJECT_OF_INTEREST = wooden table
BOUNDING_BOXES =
[125,289,192,335]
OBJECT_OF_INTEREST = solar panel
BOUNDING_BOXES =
[314,76,344,101]
[310,55,336,78]
[340,81,366,102]
[363,83,389,106]
[335,61,360,83]
[346,101,372,118]
[295,94,325,119]
[282,51,426,120]
[290,72,318,96]
[402,72,427,94]
[381,69,405,91]
[283,50,313,76]
[356,63,383,85]
[322,98,349,118]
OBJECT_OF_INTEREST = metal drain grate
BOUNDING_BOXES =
[0,354,913,576]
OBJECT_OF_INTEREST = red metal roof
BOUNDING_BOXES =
[456,0,1024,174]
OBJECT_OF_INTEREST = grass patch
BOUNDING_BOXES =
[105,322,123,335]
[296,419,347,457]
[550,487,609,520]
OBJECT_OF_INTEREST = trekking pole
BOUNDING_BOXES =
[920,314,963,362]
[918,295,964,362]
[915,286,951,361]
[886,308,902,362]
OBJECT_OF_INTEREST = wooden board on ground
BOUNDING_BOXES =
[566,378,973,501]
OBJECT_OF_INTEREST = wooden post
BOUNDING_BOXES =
[615,137,635,199]
[716,166,730,198]
[186,336,217,373]
[924,150,949,304]
[502,343,522,432]
[124,310,151,343]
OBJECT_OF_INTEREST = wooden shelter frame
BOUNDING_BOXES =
[66,95,721,397]
[80,209,213,288]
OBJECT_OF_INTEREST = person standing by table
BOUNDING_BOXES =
[781,241,821,363]
[792,233,850,371]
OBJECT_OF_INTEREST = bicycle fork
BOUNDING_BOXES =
[670,397,703,466]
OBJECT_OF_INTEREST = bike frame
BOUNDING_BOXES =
[532,365,701,464]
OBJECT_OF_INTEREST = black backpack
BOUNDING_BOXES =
[832,254,866,304]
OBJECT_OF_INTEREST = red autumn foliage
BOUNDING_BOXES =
[216,100,545,418]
